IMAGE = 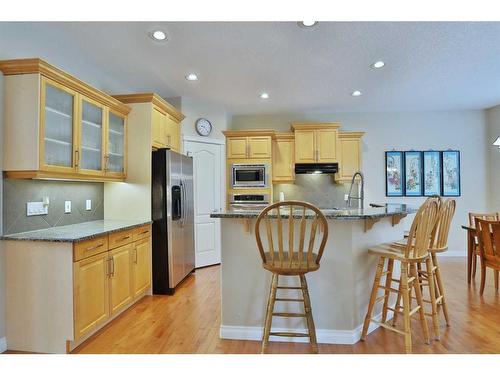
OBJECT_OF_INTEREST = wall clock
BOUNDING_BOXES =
[195,118,212,136]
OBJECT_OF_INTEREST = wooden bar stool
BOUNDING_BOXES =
[255,201,328,354]
[394,198,456,336]
[360,198,439,353]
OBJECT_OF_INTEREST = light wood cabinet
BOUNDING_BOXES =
[109,243,134,316]
[133,238,152,297]
[112,93,184,153]
[272,133,295,183]
[292,124,340,164]
[0,58,130,181]
[227,137,249,158]
[294,130,316,163]
[335,132,364,183]
[225,132,272,159]
[73,225,152,343]
[73,252,110,340]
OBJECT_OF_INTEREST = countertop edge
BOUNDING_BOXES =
[1,220,153,243]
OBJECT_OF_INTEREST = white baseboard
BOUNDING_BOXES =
[220,311,393,345]
[0,337,7,353]
[437,251,466,257]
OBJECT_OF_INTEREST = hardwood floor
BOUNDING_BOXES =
[72,257,500,354]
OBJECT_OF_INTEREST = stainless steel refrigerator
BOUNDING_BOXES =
[152,149,195,295]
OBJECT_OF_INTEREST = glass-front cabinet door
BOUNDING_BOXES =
[40,77,78,172]
[79,97,105,175]
[106,111,126,177]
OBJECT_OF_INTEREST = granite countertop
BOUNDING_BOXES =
[1,219,152,243]
[210,203,417,220]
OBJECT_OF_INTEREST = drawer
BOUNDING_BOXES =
[134,225,151,241]
[74,236,109,262]
[109,228,135,249]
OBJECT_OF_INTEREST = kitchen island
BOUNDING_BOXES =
[210,204,417,345]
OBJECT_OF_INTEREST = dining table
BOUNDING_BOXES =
[461,224,476,284]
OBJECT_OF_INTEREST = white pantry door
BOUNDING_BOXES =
[184,139,223,268]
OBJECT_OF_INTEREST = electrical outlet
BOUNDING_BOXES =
[64,201,72,213]
[86,199,92,211]
[344,194,349,202]
[27,201,48,216]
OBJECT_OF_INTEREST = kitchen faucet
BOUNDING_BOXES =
[347,171,364,209]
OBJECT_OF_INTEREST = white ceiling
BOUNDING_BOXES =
[1,22,500,115]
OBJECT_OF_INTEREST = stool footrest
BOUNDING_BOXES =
[276,286,302,290]
[370,320,405,335]
[270,332,310,338]
[272,312,307,317]
[275,298,304,302]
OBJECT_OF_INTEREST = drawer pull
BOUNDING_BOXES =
[121,235,131,241]
[85,243,104,251]
[139,230,149,235]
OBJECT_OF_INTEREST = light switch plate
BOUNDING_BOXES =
[27,201,48,216]
[64,201,72,213]
[86,199,92,211]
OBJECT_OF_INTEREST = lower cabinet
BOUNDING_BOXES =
[73,252,110,340]
[109,243,134,316]
[133,238,152,297]
[73,226,151,341]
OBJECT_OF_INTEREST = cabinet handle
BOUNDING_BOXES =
[75,150,79,168]
[139,230,149,235]
[85,243,103,252]
[121,235,131,241]
[104,155,109,172]
[106,258,111,277]
[315,150,319,162]
[110,257,115,277]
[134,248,138,264]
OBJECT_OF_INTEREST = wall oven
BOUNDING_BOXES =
[231,163,269,188]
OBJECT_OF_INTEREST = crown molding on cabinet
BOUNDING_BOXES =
[222,129,276,138]
[0,58,131,116]
[112,93,185,122]
[291,122,341,130]
[338,131,365,138]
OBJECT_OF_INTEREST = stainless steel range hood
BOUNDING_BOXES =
[294,163,338,174]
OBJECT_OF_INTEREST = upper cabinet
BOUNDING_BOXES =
[272,133,295,183]
[292,123,340,164]
[113,93,184,153]
[224,130,274,160]
[335,132,364,183]
[0,58,130,181]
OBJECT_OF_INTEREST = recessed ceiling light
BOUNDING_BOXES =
[371,61,385,69]
[259,92,270,99]
[351,90,362,97]
[185,73,199,81]
[150,30,167,41]
[298,21,318,28]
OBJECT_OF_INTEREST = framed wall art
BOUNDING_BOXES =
[423,151,441,196]
[385,151,404,197]
[404,151,423,196]
[442,150,461,196]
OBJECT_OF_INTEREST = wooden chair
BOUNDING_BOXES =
[255,201,328,354]
[469,212,500,281]
[474,218,500,295]
[360,198,440,354]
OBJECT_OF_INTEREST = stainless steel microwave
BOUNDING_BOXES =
[231,163,269,188]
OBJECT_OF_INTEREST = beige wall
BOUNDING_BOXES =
[174,97,229,141]
[0,71,5,343]
[232,110,489,254]
[486,105,500,212]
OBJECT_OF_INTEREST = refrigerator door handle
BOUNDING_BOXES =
[180,179,185,227]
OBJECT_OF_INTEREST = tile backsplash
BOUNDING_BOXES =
[273,174,359,209]
[3,179,104,235]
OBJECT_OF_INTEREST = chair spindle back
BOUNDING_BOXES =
[255,201,328,272]
[403,198,440,259]
[475,218,500,264]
